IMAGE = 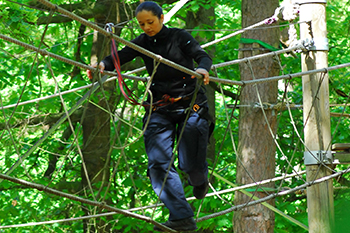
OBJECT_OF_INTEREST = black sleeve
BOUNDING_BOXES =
[178,30,212,72]
[102,38,141,71]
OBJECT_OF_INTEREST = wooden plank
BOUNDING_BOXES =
[333,152,350,164]
[332,143,350,151]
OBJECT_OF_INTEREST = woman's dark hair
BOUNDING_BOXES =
[135,1,163,19]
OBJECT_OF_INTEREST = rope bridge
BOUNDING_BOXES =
[1,0,350,232]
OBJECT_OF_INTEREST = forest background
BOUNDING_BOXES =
[0,0,350,232]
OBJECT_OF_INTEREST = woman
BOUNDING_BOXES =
[88,1,212,231]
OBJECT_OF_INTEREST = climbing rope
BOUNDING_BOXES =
[0,170,306,230]
[197,166,350,222]
[1,166,349,229]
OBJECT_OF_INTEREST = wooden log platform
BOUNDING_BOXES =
[332,143,350,164]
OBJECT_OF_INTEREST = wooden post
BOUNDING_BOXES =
[299,0,334,232]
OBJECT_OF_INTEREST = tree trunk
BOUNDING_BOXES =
[81,0,121,232]
[234,0,279,232]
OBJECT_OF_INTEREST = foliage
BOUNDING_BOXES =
[0,0,350,232]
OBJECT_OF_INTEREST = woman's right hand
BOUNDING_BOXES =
[87,62,105,80]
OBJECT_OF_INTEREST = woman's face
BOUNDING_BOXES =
[136,10,164,37]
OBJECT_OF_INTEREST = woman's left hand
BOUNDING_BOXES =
[195,68,210,85]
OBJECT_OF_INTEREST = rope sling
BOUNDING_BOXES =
[106,23,195,110]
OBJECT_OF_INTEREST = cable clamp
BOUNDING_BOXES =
[304,150,333,165]
[253,102,273,109]
[295,38,329,52]
[308,38,329,51]
[302,38,315,51]
[290,39,313,53]
[252,102,261,108]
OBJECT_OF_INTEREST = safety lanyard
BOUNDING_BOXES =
[106,23,141,106]
[105,23,190,109]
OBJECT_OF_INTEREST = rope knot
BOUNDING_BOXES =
[279,3,300,21]
[269,3,299,25]
[154,55,163,63]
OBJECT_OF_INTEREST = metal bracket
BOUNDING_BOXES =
[309,38,329,51]
[304,150,333,165]
[302,38,314,51]
[302,38,329,51]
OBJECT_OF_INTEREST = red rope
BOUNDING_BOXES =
[111,39,140,105]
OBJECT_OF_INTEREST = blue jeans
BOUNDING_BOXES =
[143,109,209,220]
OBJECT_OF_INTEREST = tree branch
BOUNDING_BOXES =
[335,174,350,187]
[0,108,83,131]
[32,0,180,25]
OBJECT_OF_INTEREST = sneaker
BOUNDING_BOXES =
[193,181,208,199]
[153,217,198,232]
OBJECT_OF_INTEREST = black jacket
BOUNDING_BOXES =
[102,25,212,105]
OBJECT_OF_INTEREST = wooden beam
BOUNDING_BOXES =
[300,0,335,232]
[333,153,350,164]
[332,143,350,151]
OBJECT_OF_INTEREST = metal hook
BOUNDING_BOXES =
[105,23,114,33]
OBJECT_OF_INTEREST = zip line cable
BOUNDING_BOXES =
[0,32,301,110]
[3,32,350,110]
[3,27,349,88]
[211,42,306,70]
[0,20,306,68]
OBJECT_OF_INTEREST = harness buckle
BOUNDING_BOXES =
[193,104,200,112]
